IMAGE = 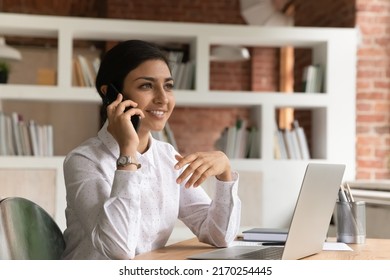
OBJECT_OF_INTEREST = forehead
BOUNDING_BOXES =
[127,59,171,77]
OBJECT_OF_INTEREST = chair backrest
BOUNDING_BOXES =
[0,197,65,260]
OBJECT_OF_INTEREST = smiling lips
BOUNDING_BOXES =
[147,109,166,118]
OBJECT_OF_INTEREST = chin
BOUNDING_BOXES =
[151,126,165,132]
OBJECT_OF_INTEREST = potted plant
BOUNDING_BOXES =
[0,61,9,83]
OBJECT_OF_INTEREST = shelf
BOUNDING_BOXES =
[0,85,99,103]
[0,13,357,45]
[0,85,329,107]
[0,156,64,169]
[0,13,357,228]
[176,91,329,107]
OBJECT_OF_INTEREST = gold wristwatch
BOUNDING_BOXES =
[116,155,141,169]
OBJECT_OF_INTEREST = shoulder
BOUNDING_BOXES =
[64,136,105,168]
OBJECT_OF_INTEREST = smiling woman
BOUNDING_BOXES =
[61,40,241,260]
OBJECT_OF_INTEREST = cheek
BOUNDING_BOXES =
[131,97,148,110]
[168,96,176,112]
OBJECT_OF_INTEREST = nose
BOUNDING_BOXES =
[153,86,169,104]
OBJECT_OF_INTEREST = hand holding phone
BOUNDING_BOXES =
[105,83,141,131]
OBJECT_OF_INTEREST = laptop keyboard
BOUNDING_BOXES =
[233,246,284,260]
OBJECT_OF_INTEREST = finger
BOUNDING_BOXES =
[184,163,208,187]
[116,100,139,114]
[121,99,139,110]
[192,167,214,187]
[176,157,205,185]
[110,93,124,107]
[106,94,123,115]
[123,107,145,119]
[174,153,198,170]
[177,157,212,186]
[185,165,211,188]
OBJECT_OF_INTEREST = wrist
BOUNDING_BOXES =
[116,155,141,170]
[216,169,232,182]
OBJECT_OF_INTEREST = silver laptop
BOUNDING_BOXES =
[188,163,346,260]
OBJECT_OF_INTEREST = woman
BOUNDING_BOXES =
[61,40,241,260]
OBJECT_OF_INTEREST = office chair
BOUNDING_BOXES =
[0,197,65,259]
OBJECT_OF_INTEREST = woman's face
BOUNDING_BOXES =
[122,59,175,133]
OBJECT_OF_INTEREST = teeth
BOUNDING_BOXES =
[149,110,164,116]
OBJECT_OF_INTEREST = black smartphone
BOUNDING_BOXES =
[105,83,141,132]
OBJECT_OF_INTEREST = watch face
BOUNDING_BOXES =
[118,156,129,165]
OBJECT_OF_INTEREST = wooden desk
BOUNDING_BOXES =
[134,238,390,260]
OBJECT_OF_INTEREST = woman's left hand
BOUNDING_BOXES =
[175,151,232,188]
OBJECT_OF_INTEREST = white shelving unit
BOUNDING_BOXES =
[0,13,357,232]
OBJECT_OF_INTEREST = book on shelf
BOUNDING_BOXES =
[274,129,288,159]
[0,112,8,155]
[274,119,310,160]
[215,119,259,159]
[292,120,310,160]
[283,129,299,159]
[11,112,23,156]
[73,54,101,87]
[162,46,195,90]
[0,111,53,157]
[242,228,288,242]
[246,126,260,159]
[302,64,324,93]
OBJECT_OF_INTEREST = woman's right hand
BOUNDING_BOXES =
[106,93,144,154]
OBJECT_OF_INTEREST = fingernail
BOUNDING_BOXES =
[174,164,179,170]
[176,178,181,184]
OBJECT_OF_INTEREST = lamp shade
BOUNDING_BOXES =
[210,45,250,62]
[0,37,22,60]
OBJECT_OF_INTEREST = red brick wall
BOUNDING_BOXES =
[294,0,356,27]
[355,0,390,179]
[105,0,245,23]
[295,0,390,180]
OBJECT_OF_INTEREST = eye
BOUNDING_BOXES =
[140,83,152,89]
[165,83,174,91]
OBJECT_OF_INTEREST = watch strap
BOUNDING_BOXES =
[116,155,141,169]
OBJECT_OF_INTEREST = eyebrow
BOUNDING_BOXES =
[134,76,174,82]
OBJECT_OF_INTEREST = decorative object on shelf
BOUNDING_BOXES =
[0,61,9,83]
[240,0,294,27]
[210,45,250,62]
[0,37,22,83]
[0,37,22,60]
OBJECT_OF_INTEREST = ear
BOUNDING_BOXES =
[101,85,108,96]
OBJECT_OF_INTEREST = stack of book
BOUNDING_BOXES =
[215,119,260,159]
[0,112,53,156]
[274,120,310,160]
[73,54,101,87]
[166,50,195,90]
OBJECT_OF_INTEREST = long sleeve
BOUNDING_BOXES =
[63,153,144,259]
[178,172,241,247]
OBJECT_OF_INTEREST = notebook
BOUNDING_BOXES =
[188,163,346,260]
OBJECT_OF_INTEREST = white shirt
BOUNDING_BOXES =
[61,121,241,260]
